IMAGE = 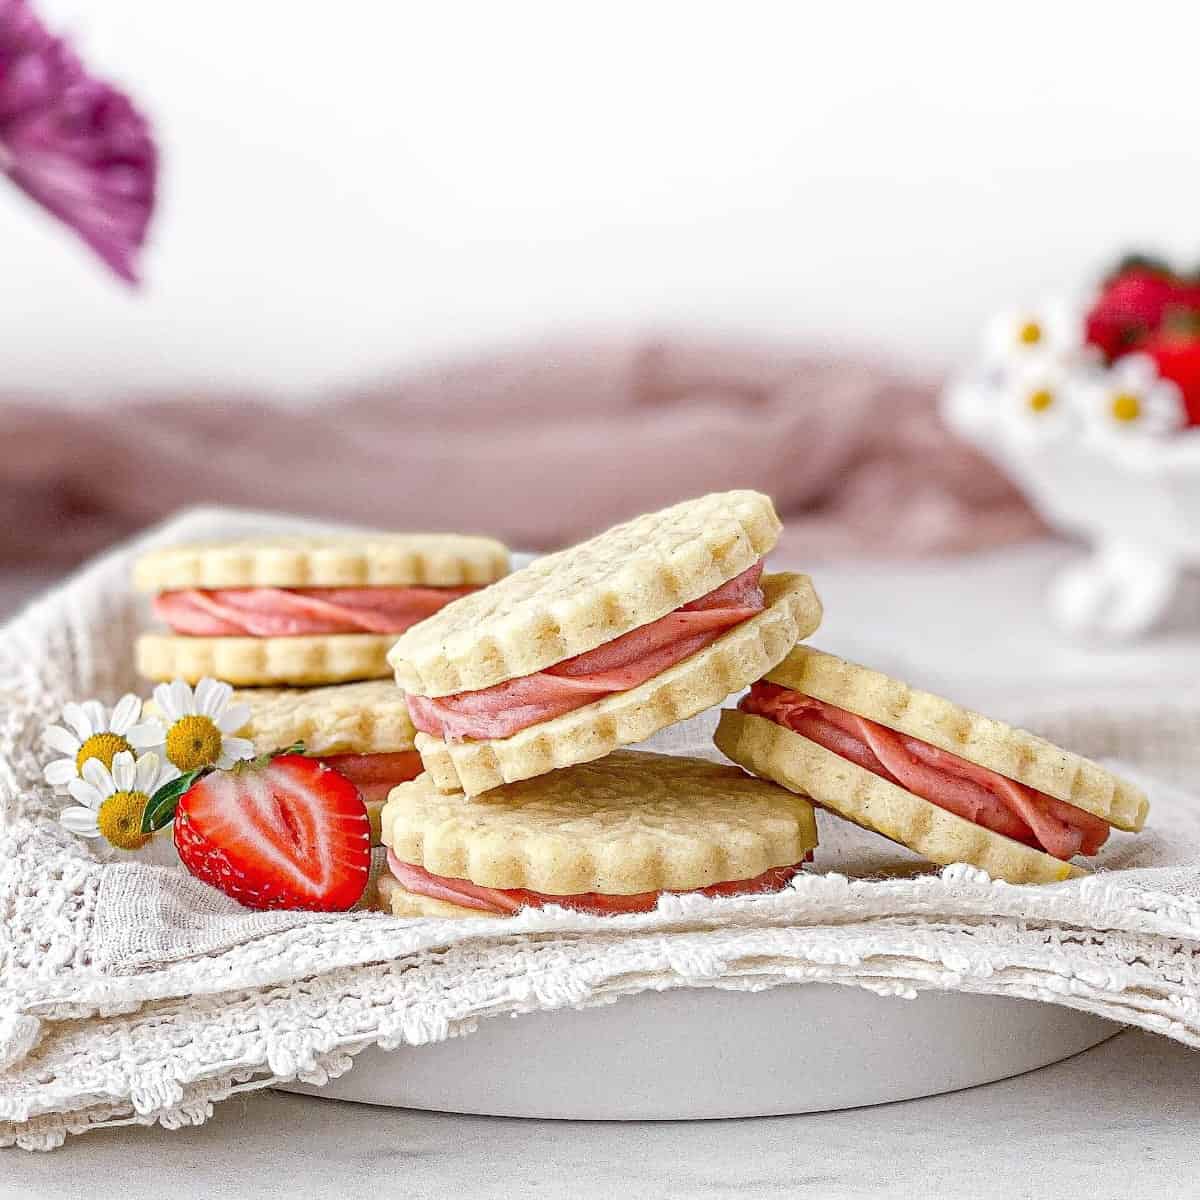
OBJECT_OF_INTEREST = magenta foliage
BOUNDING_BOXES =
[0,0,156,282]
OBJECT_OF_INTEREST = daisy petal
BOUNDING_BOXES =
[224,736,256,761]
[60,807,101,837]
[217,704,252,734]
[135,751,176,793]
[152,682,177,721]
[134,753,156,792]
[109,693,142,735]
[81,700,106,733]
[62,702,92,740]
[111,751,136,791]
[44,759,79,787]
[68,778,103,809]
[195,677,228,716]
[43,725,81,756]
[81,758,112,793]
[169,679,194,718]
[127,719,166,749]
[215,738,256,769]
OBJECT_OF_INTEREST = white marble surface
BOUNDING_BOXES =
[2,1030,1197,1199]
[5,538,1200,1195]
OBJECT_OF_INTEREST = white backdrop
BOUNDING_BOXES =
[3,0,1198,399]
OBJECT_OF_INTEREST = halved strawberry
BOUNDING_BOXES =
[174,755,371,911]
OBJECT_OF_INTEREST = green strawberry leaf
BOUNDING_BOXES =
[1162,306,1200,338]
[243,741,307,770]
[141,768,204,833]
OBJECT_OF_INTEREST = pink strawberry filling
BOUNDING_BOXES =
[386,849,807,916]
[741,683,1110,861]
[154,586,479,637]
[407,562,767,742]
[317,751,424,804]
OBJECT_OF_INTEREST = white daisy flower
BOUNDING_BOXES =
[984,301,1082,367]
[42,693,144,792]
[1082,353,1185,439]
[60,750,180,850]
[1002,361,1080,441]
[127,678,255,773]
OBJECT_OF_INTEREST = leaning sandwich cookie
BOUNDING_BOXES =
[232,680,422,843]
[134,533,510,686]
[714,646,1149,885]
[374,750,818,918]
[391,491,822,795]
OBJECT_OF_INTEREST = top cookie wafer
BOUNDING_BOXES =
[134,533,510,592]
[388,491,781,697]
[381,749,817,894]
[765,646,1149,832]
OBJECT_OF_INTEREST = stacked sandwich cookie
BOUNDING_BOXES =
[714,645,1149,884]
[391,490,820,793]
[132,533,510,854]
[377,491,825,917]
[377,751,818,918]
[135,533,510,686]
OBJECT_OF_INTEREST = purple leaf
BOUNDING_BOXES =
[0,0,157,283]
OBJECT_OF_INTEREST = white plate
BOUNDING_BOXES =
[282,984,1118,1118]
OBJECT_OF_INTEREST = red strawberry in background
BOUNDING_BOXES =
[1142,317,1200,428]
[1085,262,1174,359]
[174,755,371,911]
[1085,256,1200,361]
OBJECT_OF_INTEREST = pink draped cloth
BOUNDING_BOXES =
[0,335,1039,566]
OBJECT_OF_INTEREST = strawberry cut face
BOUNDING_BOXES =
[174,755,371,911]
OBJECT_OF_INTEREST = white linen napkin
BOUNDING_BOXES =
[3,508,1200,1151]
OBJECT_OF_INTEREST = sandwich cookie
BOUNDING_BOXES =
[391,491,821,794]
[233,680,422,843]
[714,646,1149,885]
[376,750,818,918]
[135,533,510,686]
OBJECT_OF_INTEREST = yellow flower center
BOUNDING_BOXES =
[97,790,150,850]
[165,715,224,771]
[1027,388,1055,413]
[1018,320,1043,346]
[1110,392,1142,423]
[75,732,133,774]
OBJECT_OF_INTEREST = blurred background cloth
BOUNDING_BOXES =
[0,335,1040,568]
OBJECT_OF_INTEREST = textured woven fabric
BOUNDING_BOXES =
[0,338,1039,569]
[2,508,1200,1152]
